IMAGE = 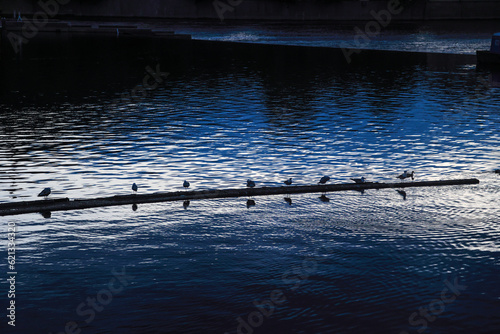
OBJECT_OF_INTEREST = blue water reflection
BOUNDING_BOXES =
[0,36,499,334]
[1,63,498,201]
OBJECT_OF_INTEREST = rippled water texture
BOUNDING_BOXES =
[0,33,499,334]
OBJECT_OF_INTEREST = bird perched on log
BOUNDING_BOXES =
[284,178,293,186]
[318,176,330,185]
[351,177,366,184]
[132,183,138,193]
[247,179,256,188]
[183,180,190,190]
[397,171,414,181]
[38,187,51,198]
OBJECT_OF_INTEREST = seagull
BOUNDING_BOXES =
[38,187,51,198]
[396,190,407,200]
[318,176,330,185]
[132,183,138,193]
[247,179,256,188]
[351,177,366,184]
[284,178,293,186]
[397,171,414,181]
[183,180,190,190]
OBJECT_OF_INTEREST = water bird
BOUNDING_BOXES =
[284,178,293,186]
[319,194,330,202]
[318,176,330,185]
[132,203,138,211]
[246,199,256,208]
[247,179,256,188]
[396,190,407,200]
[183,200,190,209]
[397,171,414,181]
[351,177,366,184]
[38,187,51,198]
[284,197,292,205]
[132,183,138,193]
[183,180,190,190]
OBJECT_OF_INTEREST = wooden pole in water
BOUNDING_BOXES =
[0,179,479,216]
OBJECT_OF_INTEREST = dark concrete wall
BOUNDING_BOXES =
[2,0,500,20]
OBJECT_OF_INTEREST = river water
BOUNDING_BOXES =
[0,26,499,334]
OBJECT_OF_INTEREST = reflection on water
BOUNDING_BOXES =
[0,34,499,333]
[0,53,498,201]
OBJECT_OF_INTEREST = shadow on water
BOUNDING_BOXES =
[0,31,480,104]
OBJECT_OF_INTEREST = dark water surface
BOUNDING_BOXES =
[0,33,499,334]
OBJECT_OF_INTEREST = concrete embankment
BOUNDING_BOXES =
[2,0,500,21]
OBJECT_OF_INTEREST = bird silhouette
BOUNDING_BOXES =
[494,169,500,174]
[319,176,330,185]
[39,211,51,218]
[246,199,256,208]
[247,179,256,188]
[284,178,292,186]
[284,197,292,205]
[397,171,414,181]
[319,194,330,202]
[351,177,366,184]
[183,180,190,190]
[132,183,138,193]
[396,189,407,200]
[183,200,190,209]
[38,187,51,198]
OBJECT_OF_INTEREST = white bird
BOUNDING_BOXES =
[397,171,414,181]
[38,187,51,198]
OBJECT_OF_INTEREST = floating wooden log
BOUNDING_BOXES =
[0,179,479,216]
